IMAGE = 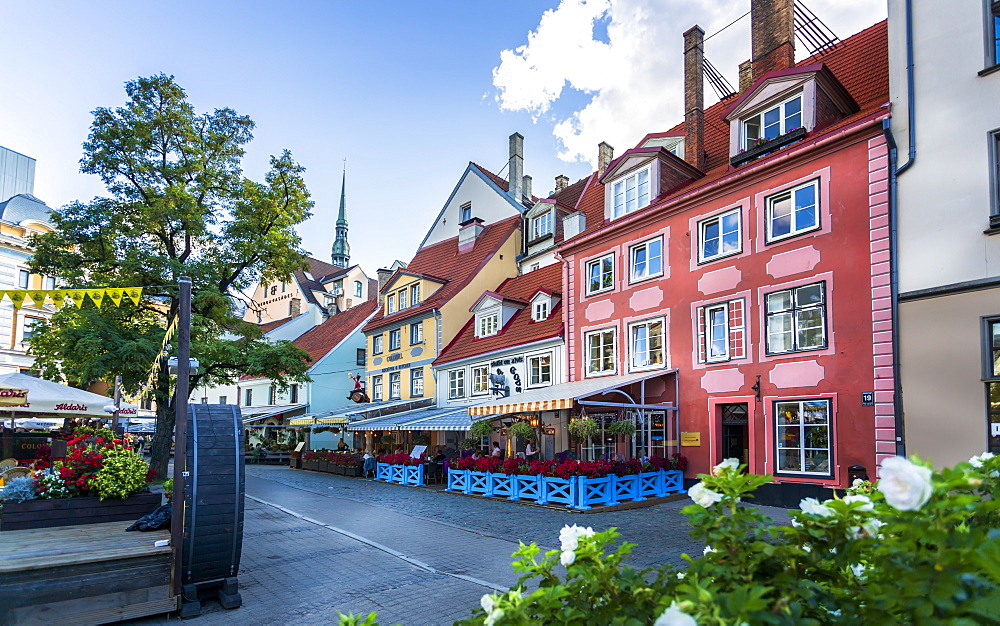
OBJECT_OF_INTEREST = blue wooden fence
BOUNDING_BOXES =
[375,462,426,487]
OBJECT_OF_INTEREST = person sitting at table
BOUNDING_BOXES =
[471,451,482,461]
[433,448,446,462]
[491,443,502,457]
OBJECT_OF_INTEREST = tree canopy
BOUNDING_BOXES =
[29,74,314,477]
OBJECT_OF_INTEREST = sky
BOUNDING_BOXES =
[2,0,885,279]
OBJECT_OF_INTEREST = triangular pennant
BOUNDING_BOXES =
[68,290,87,308]
[27,291,47,309]
[87,289,105,308]
[48,289,67,309]
[124,287,142,305]
[106,288,124,307]
[7,291,26,309]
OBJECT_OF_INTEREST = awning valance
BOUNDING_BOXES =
[347,405,480,432]
[468,370,676,417]
[287,398,433,426]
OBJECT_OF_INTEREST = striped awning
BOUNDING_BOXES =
[468,371,675,417]
[242,403,309,424]
[347,403,487,432]
[288,398,433,427]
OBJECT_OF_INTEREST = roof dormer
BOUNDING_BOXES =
[528,289,560,322]
[724,64,858,167]
[470,292,525,338]
[598,146,704,220]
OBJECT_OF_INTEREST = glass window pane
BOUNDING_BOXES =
[647,239,662,275]
[778,448,803,472]
[794,184,818,231]
[784,97,801,131]
[786,112,802,131]
[805,450,829,473]
[602,256,614,288]
[721,211,740,254]
[637,169,650,207]
[763,106,781,139]
[745,115,761,142]
[702,220,719,258]
[614,182,624,216]
[767,291,792,312]
[776,402,801,424]
[633,246,647,278]
[796,283,823,305]
[803,401,829,423]
[769,194,792,238]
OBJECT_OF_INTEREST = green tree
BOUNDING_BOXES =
[29,74,313,479]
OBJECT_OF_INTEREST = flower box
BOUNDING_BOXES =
[302,460,321,472]
[490,473,516,499]
[447,468,470,492]
[575,475,615,510]
[343,464,362,478]
[1,492,162,531]
[389,464,406,485]
[290,456,302,469]
[375,462,391,482]
[613,474,642,503]
[637,471,661,498]
[403,464,425,487]
[662,470,683,495]
[513,475,542,502]
[333,464,346,475]
[468,471,490,496]
[538,476,576,507]
[730,127,807,167]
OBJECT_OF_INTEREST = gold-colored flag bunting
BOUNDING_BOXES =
[0,287,143,309]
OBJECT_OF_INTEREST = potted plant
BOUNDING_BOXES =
[469,420,494,441]
[567,417,599,441]
[607,420,636,437]
[507,421,536,442]
[459,438,479,451]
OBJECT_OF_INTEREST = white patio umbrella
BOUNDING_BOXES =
[0,372,138,420]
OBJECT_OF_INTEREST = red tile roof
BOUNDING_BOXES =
[434,262,563,366]
[294,299,379,365]
[363,215,522,332]
[471,162,538,206]
[260,316,293,333]
[561,20,889,247]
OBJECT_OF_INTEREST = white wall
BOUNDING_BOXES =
[420,166,522,249]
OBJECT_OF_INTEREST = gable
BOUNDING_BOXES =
[418,163,525,249]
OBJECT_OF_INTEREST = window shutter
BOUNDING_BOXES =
[729,299,745,359]
[696,307,707,363]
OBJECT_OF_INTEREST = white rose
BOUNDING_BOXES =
[878,456,933,511]
[484,608,504,626]
[480,594,495,613]
[688,482,723,507]
[676,571,686,580]
[558,524,595,551]
[851,518,884,540]
[799,497,834,517]
[843,494,874,512]
[702,545,716,555]
[654,602,698,626]
[712,457,740,476]
[560,550,576,566]
[969,452,995,468]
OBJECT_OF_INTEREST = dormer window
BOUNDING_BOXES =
[532,300,549,321]
[611,166,651,218]
[742,94,802,150]
[398,289,407,309]
[387,293,396,314]
[477,312,500,337]
[531,211,552,240]
[411,283,421,304]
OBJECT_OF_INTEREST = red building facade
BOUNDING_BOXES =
[558,16,891,503]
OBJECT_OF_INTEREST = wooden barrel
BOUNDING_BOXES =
[182,404,245,585]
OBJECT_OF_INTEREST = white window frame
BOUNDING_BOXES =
[611,165,652,218]
[22,316,44,343]
[629,236,663,283]
[389,372,401,400]
[765,179,820,243]
[586,253,615,295]
[628,318,665,371]
[532,300,549,322]
[449,369,466,399]
[774,398,832,477]
[244,388,253,406]
[410,367,424,397]
[765,282,827,355]
[585,327,617,376]
[460,202,472,222]
[44,276,56,290]
[410,322,423,345]
[528,352,553,387]
[389,328,401,351]
[354,280,363,298]
[398,289,408,309]
[411,283,421,304]
[387,294,396,314]
[741,94,803,150]
[372,375,383,401]
[704,304,730,363]
[698,208,742,263]
[531,211,553,240]
[477,312,500,337]
[17,269,29,289]
[372,334,383,355]
[471,365,490,395]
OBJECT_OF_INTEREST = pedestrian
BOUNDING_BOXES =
[491,442,502,457]
[525,441,539,460]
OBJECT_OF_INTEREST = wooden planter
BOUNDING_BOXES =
[333,465,346,475]
[344,465,362,477]
[1,492,161,531]
[289,457,302,469]
[302,460,320,471]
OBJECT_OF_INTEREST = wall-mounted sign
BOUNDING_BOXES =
[680,432,701,447]
[861,392,874,406]
[490,356,524,368]
[992,423,1000,438]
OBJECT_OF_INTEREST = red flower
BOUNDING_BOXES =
[473,456,501,473]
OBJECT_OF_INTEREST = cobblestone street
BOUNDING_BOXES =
[142,467,791,625]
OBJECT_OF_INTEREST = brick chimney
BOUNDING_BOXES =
[751,0,795,81]
[555,174,569,192]
[597,142,614,176]
[289,297,302,317]
[683,25,705,171]
[739,60,754,92]
[509,133,524,203]
[376,268,393,305]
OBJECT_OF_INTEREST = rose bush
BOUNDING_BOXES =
[422,454,1000,624]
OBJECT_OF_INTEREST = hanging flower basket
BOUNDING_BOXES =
[507,421,536,441]
[567,417,599,441]
[607,420,636,437]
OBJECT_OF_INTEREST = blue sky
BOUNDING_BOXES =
[2,1,884,277]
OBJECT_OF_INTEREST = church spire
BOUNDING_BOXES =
[331,161,350,268]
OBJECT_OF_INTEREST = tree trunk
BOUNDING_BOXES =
[149,400,175,481]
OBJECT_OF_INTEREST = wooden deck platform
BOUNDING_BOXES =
[0,521,178,624]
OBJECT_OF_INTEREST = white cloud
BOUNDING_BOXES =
[493,0,886,167]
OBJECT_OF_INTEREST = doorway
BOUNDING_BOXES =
[720,403,749,465]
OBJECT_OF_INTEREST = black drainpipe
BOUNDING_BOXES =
[882,0,916,458]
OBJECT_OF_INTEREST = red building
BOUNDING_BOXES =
[557,5,891,504]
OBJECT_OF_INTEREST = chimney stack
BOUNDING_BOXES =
[750,0,795,81]
[739,60,754,92]
[376,268,393,305]
[555,174,569,192]
[597,142,614,176]
[458,217,485,252]
[509,133,524,203]
[522,175,532,200]
[683,25,705,171]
